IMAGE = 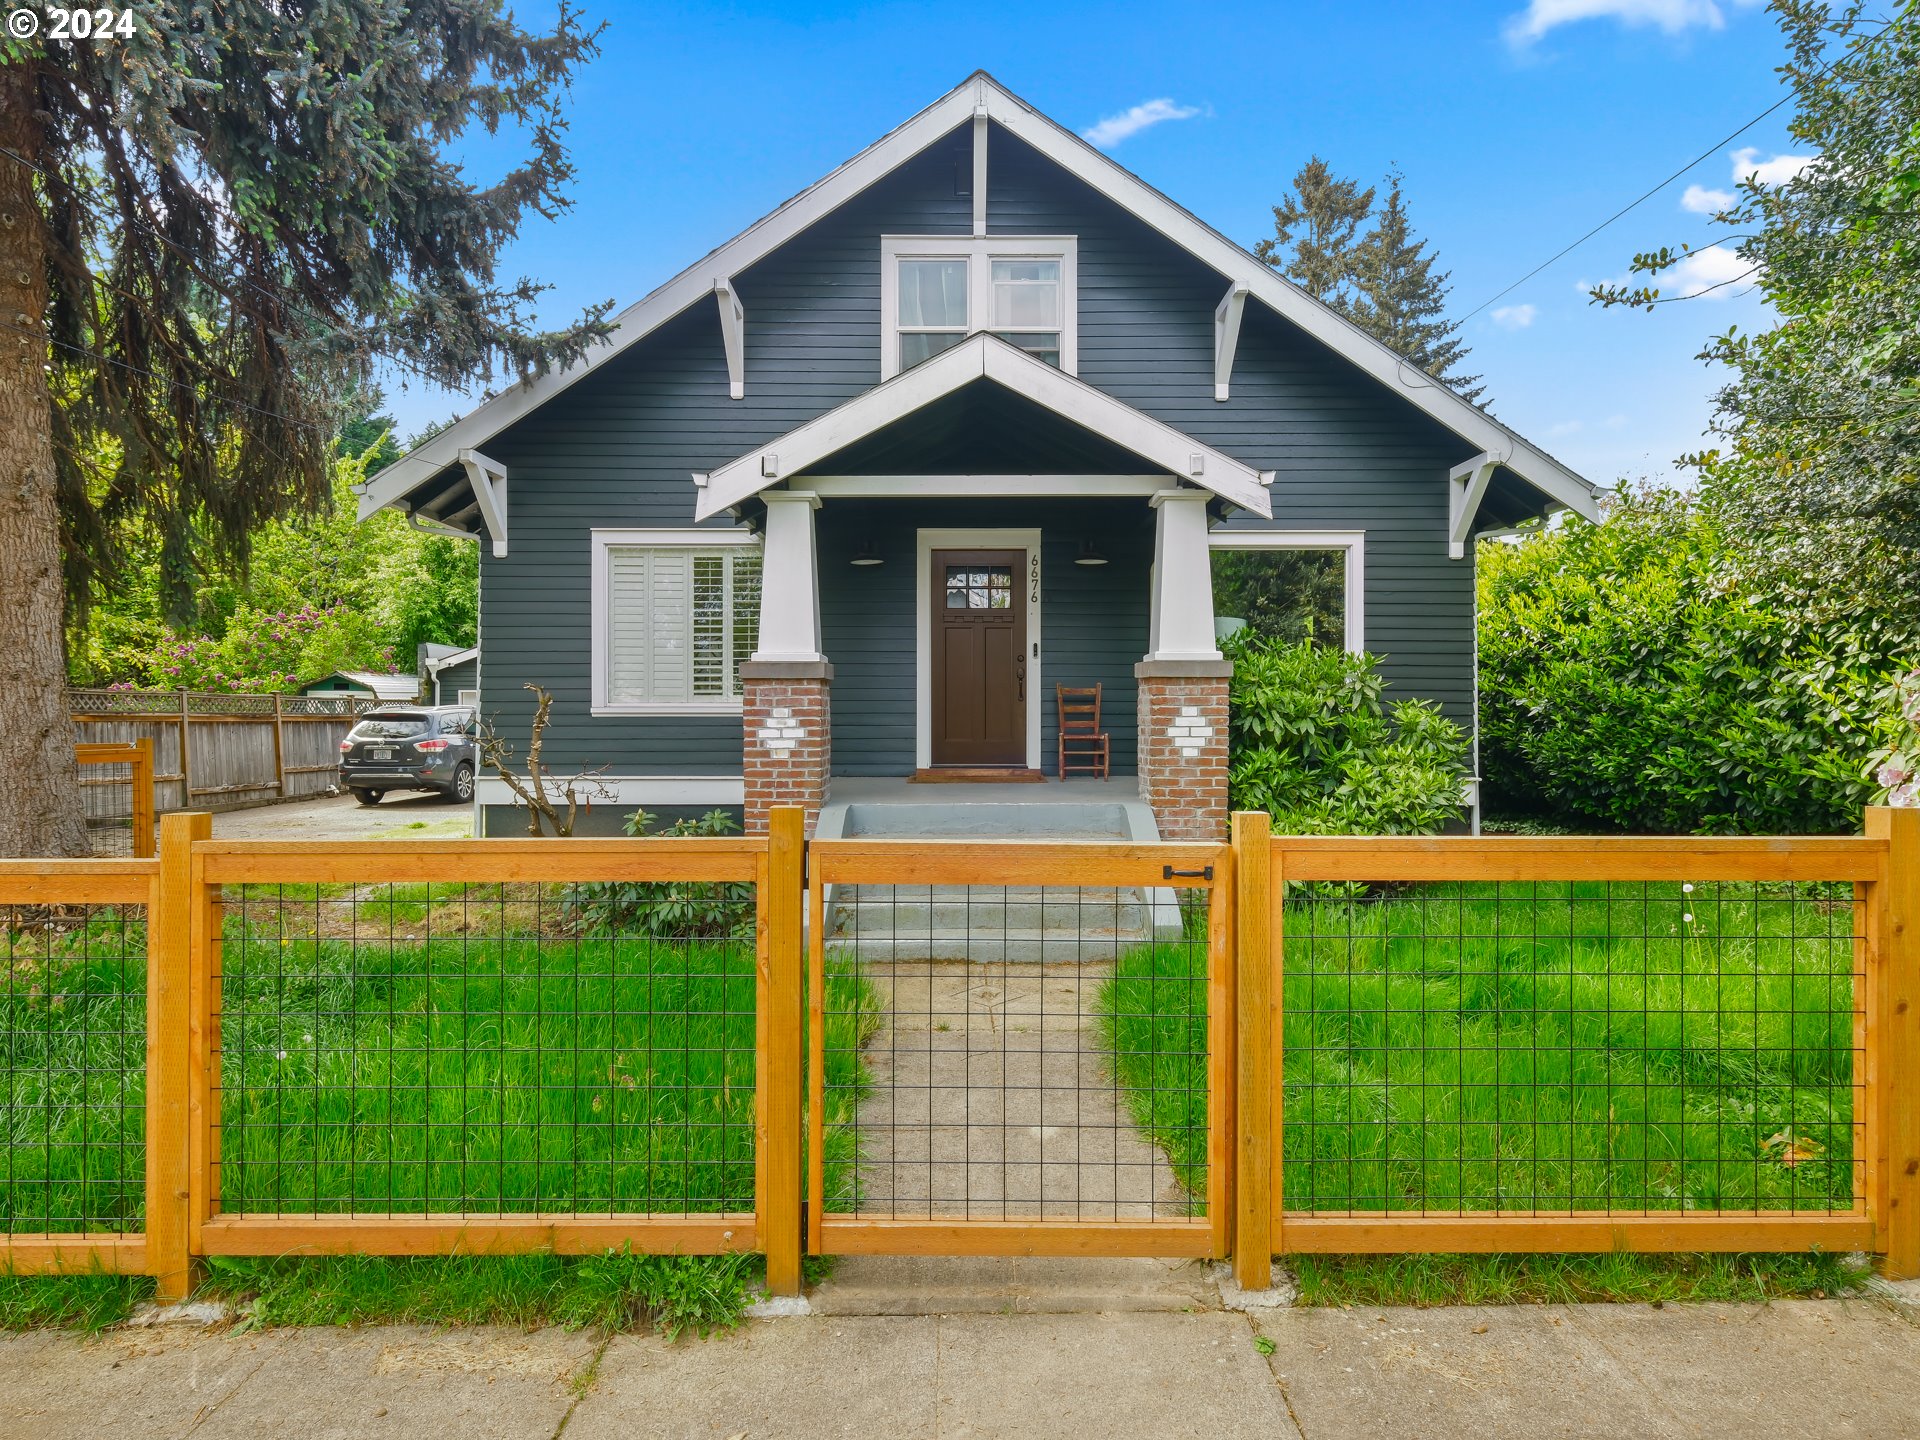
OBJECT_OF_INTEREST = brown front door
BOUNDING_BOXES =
[931,549,1027,767]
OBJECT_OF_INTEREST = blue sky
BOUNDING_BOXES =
[383,0,1809,490]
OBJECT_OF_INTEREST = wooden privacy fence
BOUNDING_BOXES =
[70,688,370,813]
[0,806,1913,1303]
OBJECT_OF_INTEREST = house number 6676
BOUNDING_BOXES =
[1029,554,1040,604]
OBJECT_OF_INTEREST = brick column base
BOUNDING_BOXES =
[741,662,832,835]
[1135,660,1232,843]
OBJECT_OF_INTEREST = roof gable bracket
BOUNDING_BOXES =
[460,448,509,559]
[1447,451,1502,560]
[715,282,746,400]
[1214,284,1249,402]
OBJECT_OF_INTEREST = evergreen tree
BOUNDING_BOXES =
[1253,157,1374,307]
[1347,172,1484,403]
[0,4,609,855]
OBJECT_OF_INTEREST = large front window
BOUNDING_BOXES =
[882,237,1077,379]
[1209,534,1365,654]
[591,531,761,712]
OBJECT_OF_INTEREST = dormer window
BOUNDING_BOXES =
[881,236,1077,380]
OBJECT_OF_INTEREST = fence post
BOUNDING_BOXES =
[131,738,155,859]
[758,805,805,1296]
[148,811,209,1300]
[1231,810,1275,1290]
[1869,806,1920,1277]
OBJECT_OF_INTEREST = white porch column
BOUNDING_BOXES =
[752,491,824,663]
[1146,489,1221,662]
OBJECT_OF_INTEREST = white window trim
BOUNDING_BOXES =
[915,528,1044,771]
[589,527,761,716]
[880,235,1078,381]
[1207,530,1365,655]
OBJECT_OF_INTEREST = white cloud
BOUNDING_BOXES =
[1660,244,1755,299]
[1080,98,1202,150]
[1504,0,1739,46]
[1680,183,1735,213]
[1730,146,1814,186]
[1491,303,1538,330]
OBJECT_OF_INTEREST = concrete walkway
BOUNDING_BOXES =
[8,1287,1920,1439]
[842,963,1189,1221]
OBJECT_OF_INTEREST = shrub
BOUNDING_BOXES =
[1478,485,1917,834]
[1226,636,1469,835]
[1866,669,1920,807]
[565,808,754,939]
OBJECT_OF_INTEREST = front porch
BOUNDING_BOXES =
[717,344,1257,842]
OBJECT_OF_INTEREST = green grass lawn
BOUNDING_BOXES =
[1103,878,1868,1301]
[0,884,877,1332]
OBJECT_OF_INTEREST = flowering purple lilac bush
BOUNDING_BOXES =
[132,601,393,693]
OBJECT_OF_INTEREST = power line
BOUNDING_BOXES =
[1457,90,1798,322]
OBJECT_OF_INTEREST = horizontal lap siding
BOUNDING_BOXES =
[463,119,1483,783]
[472,139,971,773]
[990,129,1478,726]
[818,500,1151,776]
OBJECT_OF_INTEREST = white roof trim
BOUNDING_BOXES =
[423,645,480,677]
[360,72,1596,524]
[694,334,1271,521]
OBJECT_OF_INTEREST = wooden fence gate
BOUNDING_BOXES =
[804,835,1232,1260]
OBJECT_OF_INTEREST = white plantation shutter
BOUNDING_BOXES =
[605,545,760,704]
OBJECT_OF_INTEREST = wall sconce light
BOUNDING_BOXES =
[850,538,885,567]
[1074,540,1108,567]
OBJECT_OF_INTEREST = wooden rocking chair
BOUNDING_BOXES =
[1056,683,1111,780]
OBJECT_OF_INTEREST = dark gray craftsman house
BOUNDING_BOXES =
[358,73,1596,842]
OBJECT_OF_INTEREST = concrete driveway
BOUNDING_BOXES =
[208,790,472,841]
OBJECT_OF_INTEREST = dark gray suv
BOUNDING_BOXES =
[339,707,477,805]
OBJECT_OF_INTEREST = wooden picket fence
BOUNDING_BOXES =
[0,806,1912,1301]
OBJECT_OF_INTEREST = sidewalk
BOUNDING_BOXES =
[6,1271,1920,1438]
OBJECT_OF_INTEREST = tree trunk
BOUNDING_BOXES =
[0,64,88,858]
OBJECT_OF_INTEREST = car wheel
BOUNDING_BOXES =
[449,763,475,804]
[353,789,383,807]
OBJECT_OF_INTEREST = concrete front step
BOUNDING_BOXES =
[828,883,1153,962]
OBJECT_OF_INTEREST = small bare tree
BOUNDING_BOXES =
[475,685,613,837]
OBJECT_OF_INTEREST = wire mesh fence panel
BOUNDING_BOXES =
[816,876,1212,1225]
[213,876,758,1217]
[0,902,147,1233]
[78,755,136,858]
[1279,878,1863,1216]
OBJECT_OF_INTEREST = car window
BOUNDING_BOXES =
[351,714,430,740]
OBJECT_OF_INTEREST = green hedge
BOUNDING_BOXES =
[1478,486,1915,834]
[1226,636,1469,834]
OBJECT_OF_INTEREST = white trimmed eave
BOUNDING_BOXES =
[694,334,1273,521]
[359,72,1597,525]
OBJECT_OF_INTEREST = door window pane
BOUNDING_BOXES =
[1211,549,1346,648]
[898,259,968,327]
[946,564,1012,610]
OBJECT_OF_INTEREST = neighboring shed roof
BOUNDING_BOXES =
[357,72,1599,531]
[304,671,422,701]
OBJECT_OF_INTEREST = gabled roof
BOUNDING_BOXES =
[697,334,1271,519]
[307,671,422,701]
[359,72,1597,524]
